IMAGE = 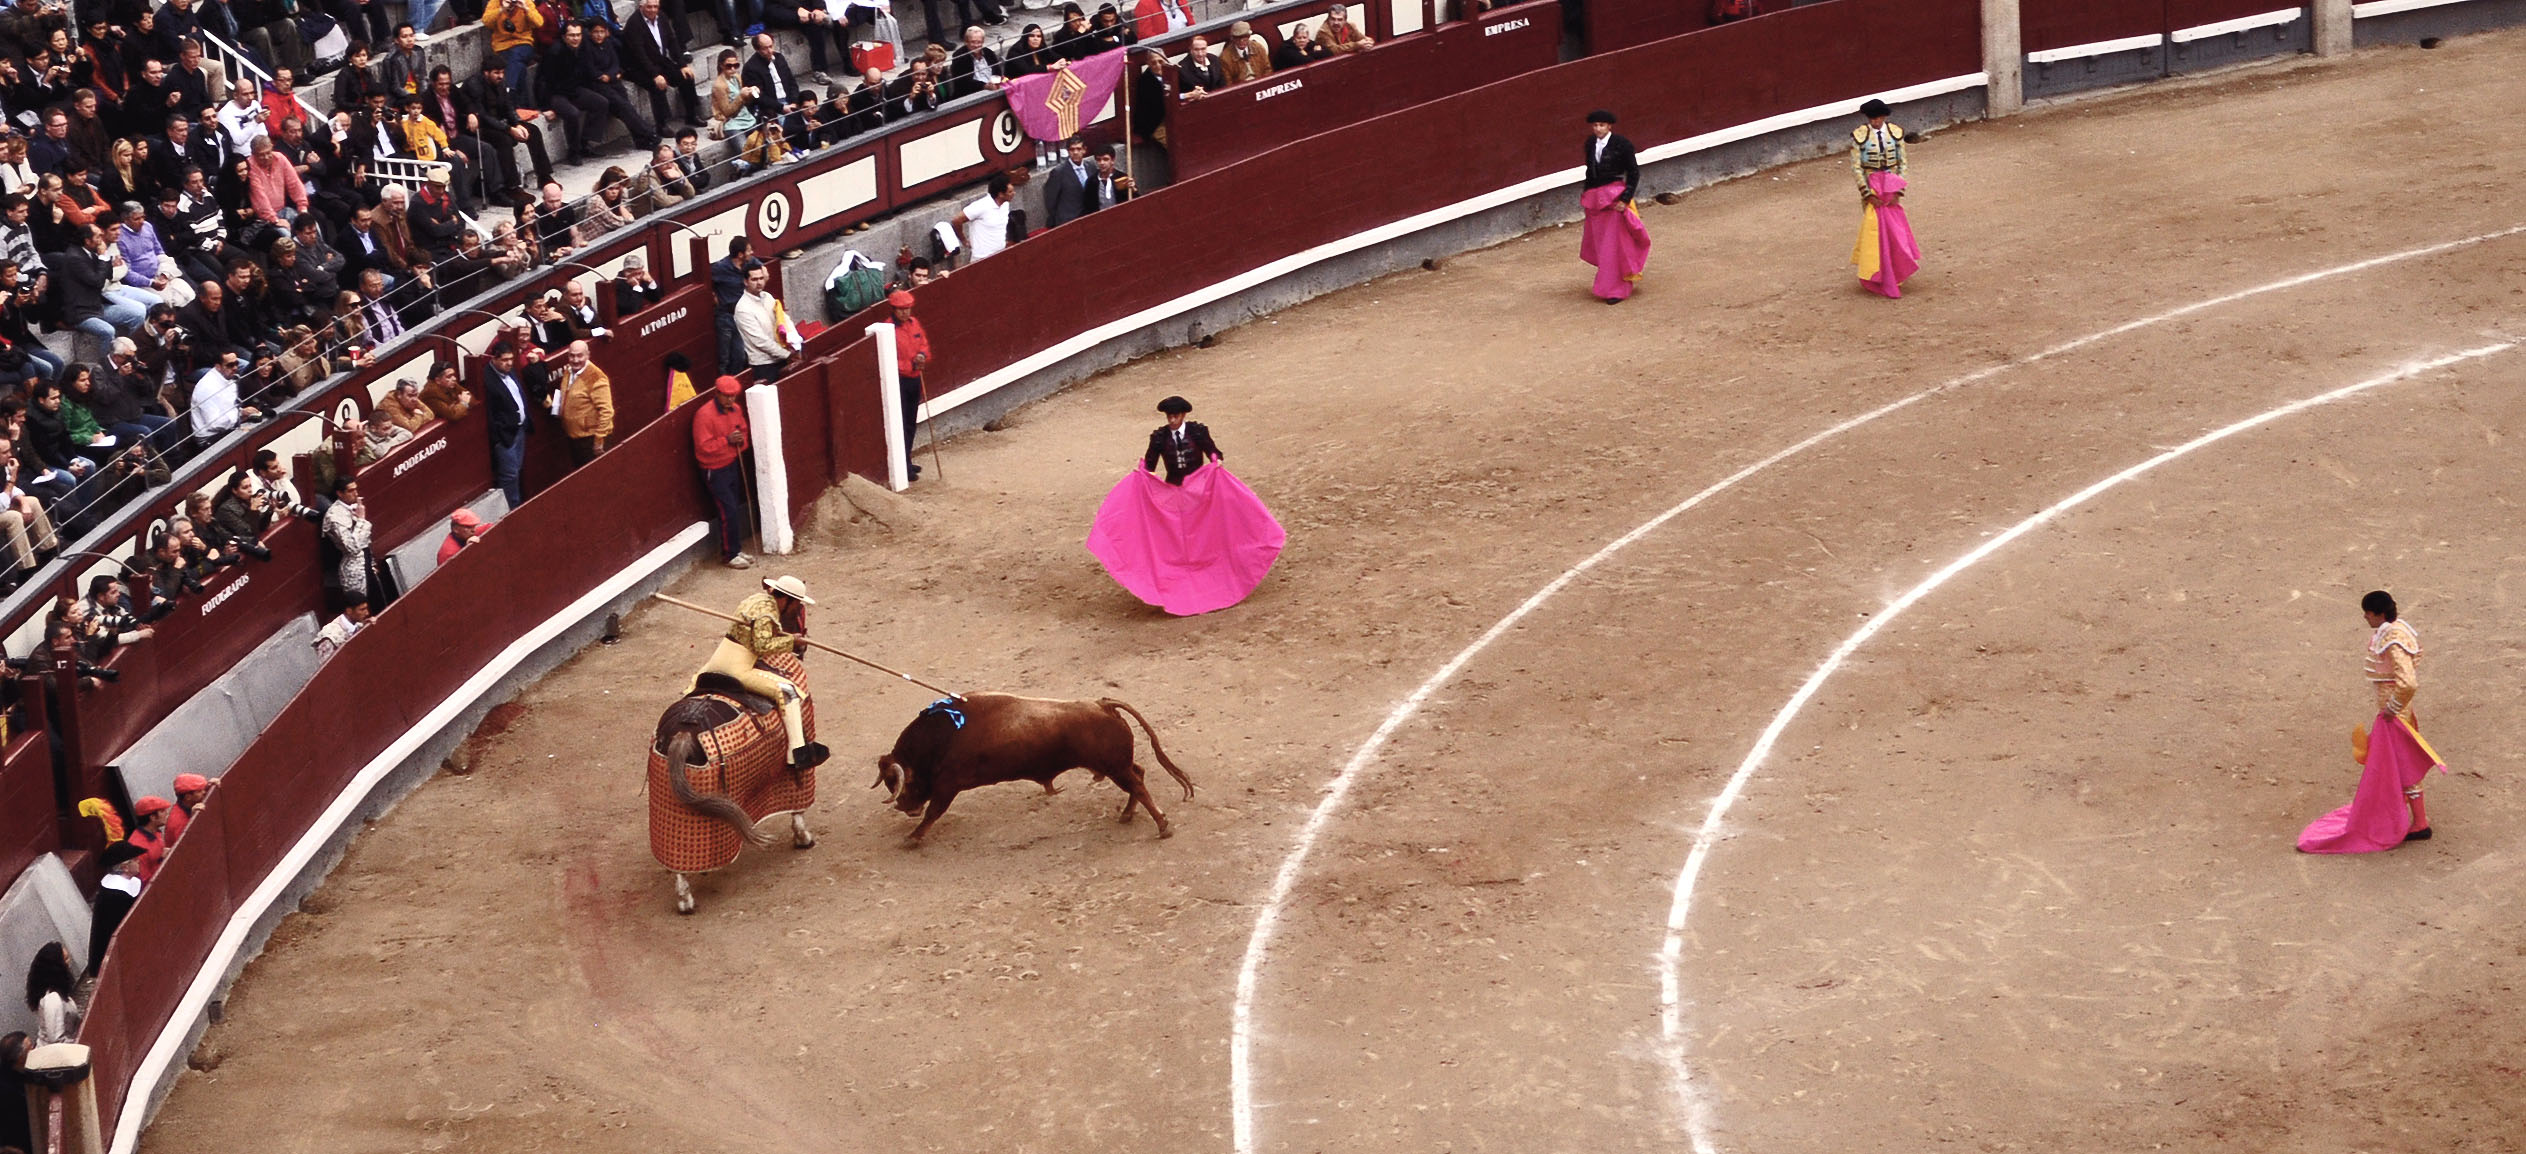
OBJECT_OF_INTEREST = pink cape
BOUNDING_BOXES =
[1085,465,1286,616]
[2297,712,2443,853]
[1579,182,1651,301]
[1853,171,1922,298]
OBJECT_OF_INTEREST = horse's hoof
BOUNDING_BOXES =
[794,834,817,849]
[676,896,696,914]
[1157,822,1174,839]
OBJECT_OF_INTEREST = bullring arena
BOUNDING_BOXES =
[127,26,2526,1154]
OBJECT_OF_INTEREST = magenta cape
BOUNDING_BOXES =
[1085,465,1286,616]
[1853,171,1922,298]
[1579,182,1650,301]
[1003,48,1129,142]
[2297,712,2443,853]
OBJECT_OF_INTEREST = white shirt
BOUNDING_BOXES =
[192,368,242,438]
[734,289,787,365]
[1592,134,1607,161]
[961,193,1011,260]
[216,99,267,154]
[314,610,366,656]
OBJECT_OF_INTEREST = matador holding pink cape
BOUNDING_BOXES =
[1579,109,1650,303]
[1086,396,1286,616]
[2298,590,2444,853]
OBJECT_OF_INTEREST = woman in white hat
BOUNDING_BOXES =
[690,574,829,769]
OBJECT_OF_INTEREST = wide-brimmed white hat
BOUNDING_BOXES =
[764,575,814,604]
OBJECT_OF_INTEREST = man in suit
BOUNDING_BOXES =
[465,57,555,202]
[622,0,700,133]
[945,25,1006,99]
[1142,394,1220,485]
[537,21,610,164]
[481,340,533,507]
[1041,137,1093,227]
[1175,36,1224,100]
[1087,147,1133,213]
[740,33,812,154]
[340,204,402,285]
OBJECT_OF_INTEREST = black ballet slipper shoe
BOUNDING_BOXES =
[2403,826,2433,842]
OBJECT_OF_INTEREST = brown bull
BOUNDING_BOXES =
[874,694,1194,840]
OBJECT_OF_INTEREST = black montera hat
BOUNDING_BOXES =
[1585,109,1617,124]
[1156,396,1192,414]
[1860,98,1891,119]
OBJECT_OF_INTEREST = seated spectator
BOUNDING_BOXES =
[559,279,604,334]
[437,507,483,563]
[628,145,692,215]
[127,795,173,882]
[1050,5,1098,59]
[530,182,579,260]
[419,360,472,422]
[167,772,216,845]
[357,268,406,344]
[1004,24,1053,77]
[378,378,433,432]
[273,325,329,393]
[88,442,168,525]
[313,596,371,658]
[1314,6,1375,53]
[26,380,111,468]
[323,290,371,363]
[1087,3,1133,49]
[672,129,713,193]
[23,942,76,1046]
[1176,35,1224,100]
[66,357,173,457]
[946,25,1007,98]
[353,409,412,465]
[84,841,144,978]
[168,515,233,576]
[1272,20,1331,69]
[615,252,664,311]
[187,348,263,444]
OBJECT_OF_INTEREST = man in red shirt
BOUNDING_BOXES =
[437,508,485,563]
[165,773,216,847]
[129,797,175,883]
[693,375,754,568]
[890,290,931,481]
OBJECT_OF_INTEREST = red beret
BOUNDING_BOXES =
[715,376,744,396]
[887,289,916,308]
[134,796,173,816]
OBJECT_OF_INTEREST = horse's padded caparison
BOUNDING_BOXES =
[649,653,818,873]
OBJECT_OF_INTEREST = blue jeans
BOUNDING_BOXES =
[501,45,537,97]
[107,416,178,456]
[493,432,526,508]
[409,0,447,30]
[20,348,60,380]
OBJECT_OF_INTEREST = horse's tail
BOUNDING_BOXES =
[664,730,776,848]
[1100,698,1194,802]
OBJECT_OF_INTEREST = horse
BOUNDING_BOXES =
[647,652,819,913]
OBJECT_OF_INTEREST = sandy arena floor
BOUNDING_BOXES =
[145,30,2526,1154]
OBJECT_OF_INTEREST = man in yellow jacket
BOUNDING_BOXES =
[691,574,827,770]
[558,339,616,463]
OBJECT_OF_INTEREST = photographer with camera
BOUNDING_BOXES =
[80,574,152,651]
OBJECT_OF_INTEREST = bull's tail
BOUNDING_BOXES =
[664,730,776,848]
[1100,698,1194,802]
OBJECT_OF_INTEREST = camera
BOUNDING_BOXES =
[3,654,118,681]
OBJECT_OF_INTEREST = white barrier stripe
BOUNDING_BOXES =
[1226,220,2524,1154]
[923,72,1990,423]
[107,523,711,1154]
[2351,0,2478,17]
[2170,6,2302,42]
[2027,32,2163,63]
[1656,343,2518,1154]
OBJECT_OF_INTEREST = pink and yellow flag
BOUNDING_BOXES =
[1005,48,1130,142]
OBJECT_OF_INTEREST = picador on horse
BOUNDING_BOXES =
[693,575,830,771]
[648,574,827,913]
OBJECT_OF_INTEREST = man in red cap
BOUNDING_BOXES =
[890,289,930,481]
[694,375,754,568]
[129,796,175,883]
[167,773,216,846]
[438,508,485,564]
